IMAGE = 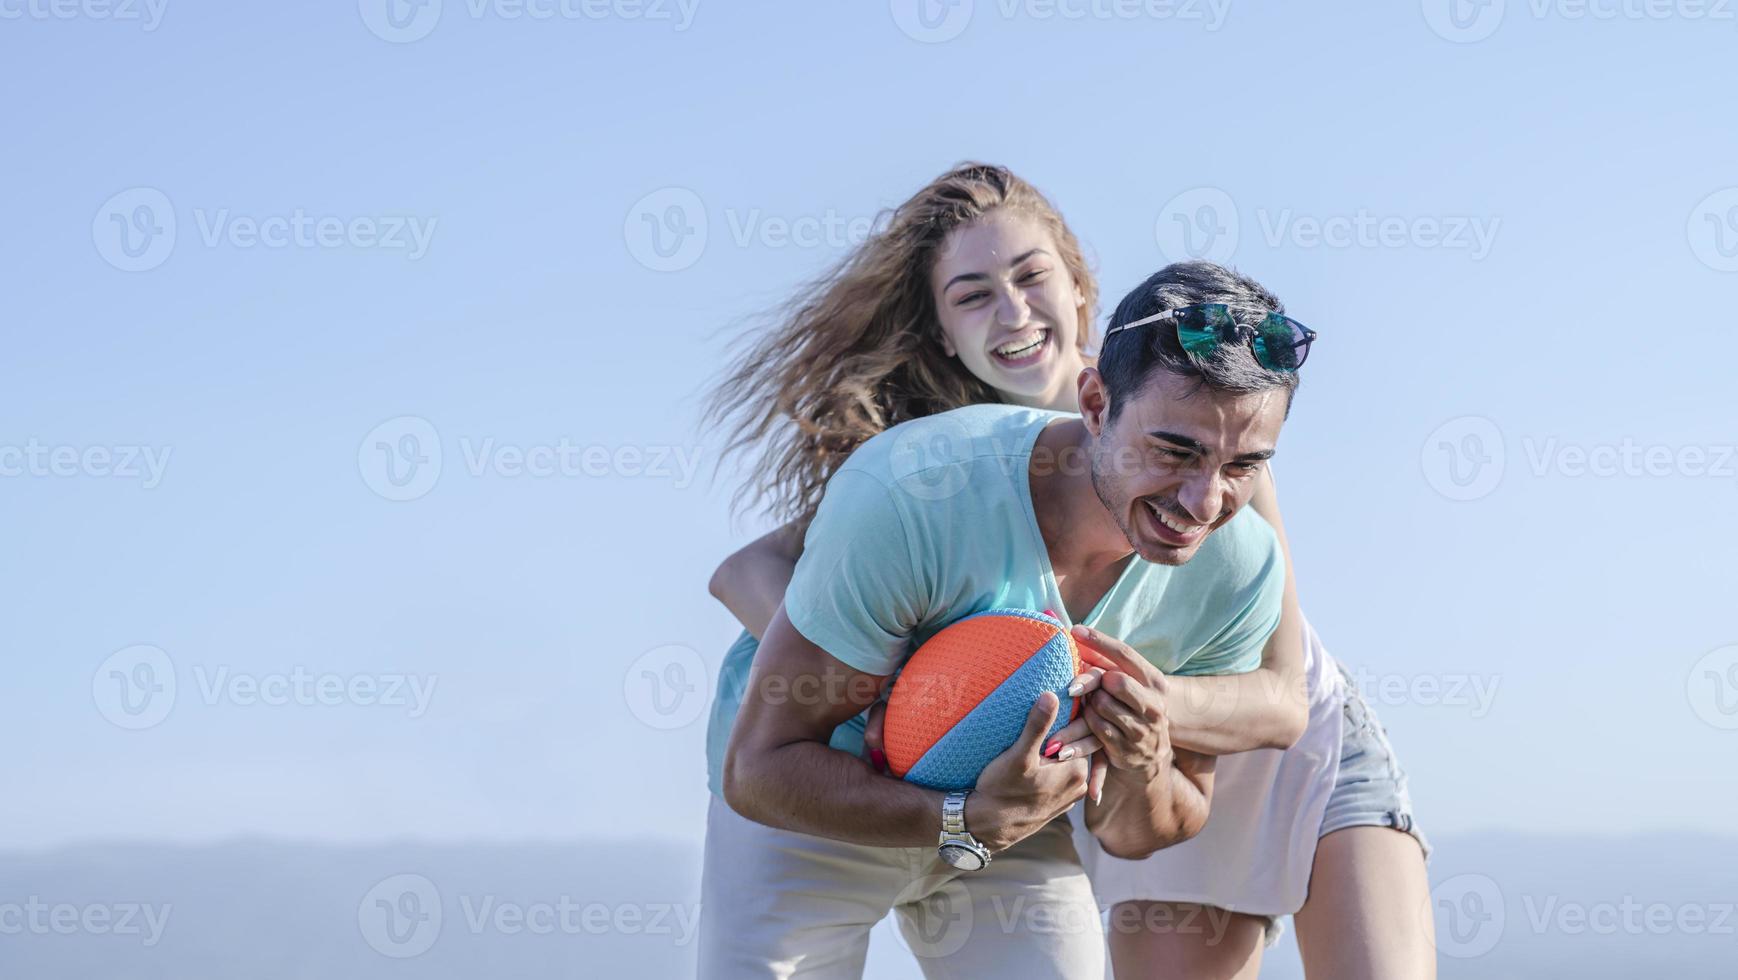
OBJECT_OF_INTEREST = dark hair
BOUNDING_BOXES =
[1096,261,1299,423]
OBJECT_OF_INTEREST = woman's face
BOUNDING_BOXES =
[931,210,1088,412]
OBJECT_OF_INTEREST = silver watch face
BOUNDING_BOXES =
[939,842,986,871]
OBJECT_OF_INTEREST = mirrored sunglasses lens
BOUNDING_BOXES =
[1253,315,1308,371]
[1176,304,1230,358]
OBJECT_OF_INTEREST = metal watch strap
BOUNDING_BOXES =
[942,792,968,835]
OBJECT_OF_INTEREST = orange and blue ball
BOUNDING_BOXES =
[883,609,1081,791]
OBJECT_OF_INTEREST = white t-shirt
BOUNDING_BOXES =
[1071,615,1344,917]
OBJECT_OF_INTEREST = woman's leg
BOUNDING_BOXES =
[1293,827,1434,979]
[1293,663,1435,980]
[1104,901,1267,980]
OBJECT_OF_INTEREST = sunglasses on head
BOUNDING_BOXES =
[1102,303,1317,373]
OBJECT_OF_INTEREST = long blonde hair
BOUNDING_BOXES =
[706,162,1097,528]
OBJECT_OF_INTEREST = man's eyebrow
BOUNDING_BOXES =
[1147,431,1205,452]
[1148,430,1276,462]
[941,248,1051,293]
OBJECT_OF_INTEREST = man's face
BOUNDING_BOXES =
[1081,368,1288,566]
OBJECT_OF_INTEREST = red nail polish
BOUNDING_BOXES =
[1044,741,1060,758]
[869,749,887,771]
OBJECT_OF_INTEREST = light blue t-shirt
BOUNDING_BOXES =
[705,403,1286,796]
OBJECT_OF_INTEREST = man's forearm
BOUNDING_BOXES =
[1086,764,1210,860]
[724,739,945,847]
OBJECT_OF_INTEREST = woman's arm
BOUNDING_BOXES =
[1162,468,1309,754]
[707,522,805,640]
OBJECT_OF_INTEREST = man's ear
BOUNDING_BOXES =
[1078,368,1111,438]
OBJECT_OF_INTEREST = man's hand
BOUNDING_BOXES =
[968,691,1091,852]
[864,688,1090,853]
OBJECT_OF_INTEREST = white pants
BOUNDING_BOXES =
[697,796,1106,979]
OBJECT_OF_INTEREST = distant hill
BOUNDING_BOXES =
[1,833,1732,978]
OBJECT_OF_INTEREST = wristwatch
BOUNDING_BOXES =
[937,791,992,871]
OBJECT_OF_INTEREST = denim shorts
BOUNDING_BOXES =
[1319,663,1432,860]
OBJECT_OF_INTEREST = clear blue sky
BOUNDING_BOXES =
[2,1,1734,850]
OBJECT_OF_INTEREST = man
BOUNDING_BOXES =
[703,261,1306,978]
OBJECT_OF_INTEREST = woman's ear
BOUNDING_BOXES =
[1074,285,1086,308]
[939,331,957,358]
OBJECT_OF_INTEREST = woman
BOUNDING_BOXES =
[702,163,1433,978]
